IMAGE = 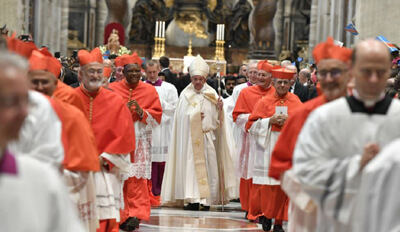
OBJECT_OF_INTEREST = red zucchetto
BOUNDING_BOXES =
[313,37,352,64]
[78,48,103,66]
[257,60,274,72]
[29,50,61,78]
[115,52,142,68]
[271,66,296,80]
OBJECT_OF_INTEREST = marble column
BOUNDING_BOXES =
[308,0,318,60]
[0,0,24,36]
[96,0,107,47]
[60,0,69,56]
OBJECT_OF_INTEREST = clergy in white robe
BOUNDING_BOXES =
[293,38,399,232]
[228,61,259,144]
[144,60,179,196]
[8,90,64,168]
[0,151,86,232]
[161,55,236,209]
[271,37,353,232]
[353,137,400,232]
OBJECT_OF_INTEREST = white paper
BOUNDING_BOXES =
[275,106,288,115]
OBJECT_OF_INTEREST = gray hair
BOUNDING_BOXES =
[281,60,291,67]
[0,52,29,71]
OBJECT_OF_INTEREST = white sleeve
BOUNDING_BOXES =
[8,91,64,168]
[293,111,362,225]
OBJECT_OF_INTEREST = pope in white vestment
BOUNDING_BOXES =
[161,55,236,208]
[293,94,400,232]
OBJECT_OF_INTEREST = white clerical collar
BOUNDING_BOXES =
[352,89,385,108]
[161,68,169,72]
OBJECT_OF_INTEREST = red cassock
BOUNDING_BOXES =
[245,92,302,223]
[269,95,326,180]
[47,96,100,171]
[232,85,274,213]
[109,80,162,222]
[232,85,274,122]
[75,86,136,156]
[53,80,87,115]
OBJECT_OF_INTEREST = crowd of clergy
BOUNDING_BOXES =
[1,32,400,232]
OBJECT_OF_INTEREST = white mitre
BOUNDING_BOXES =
[189,55,209,78]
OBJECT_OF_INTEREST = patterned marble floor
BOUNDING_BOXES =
[122,202,287,232]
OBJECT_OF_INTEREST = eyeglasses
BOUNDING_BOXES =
[317,68,347,79]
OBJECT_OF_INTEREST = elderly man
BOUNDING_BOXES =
[293,39,400,232]
[269,37,352,232]
[75,48,136,232]
[232,60,275,218]
[109,54,162,230]
[28,50,101,231]
[161,55,236,210]
[246,67,302,232]
[0,51,85,232]
[144,60,178,197]
[298,68,311,86]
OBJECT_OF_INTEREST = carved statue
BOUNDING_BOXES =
[130,0,169,44]
[227,0,252,47]
[249,0,278,58]
[68,30,86,49]
[105,0,131,43]
[99,29,130,57]
[278,45,291,62]
[164,0,224,47]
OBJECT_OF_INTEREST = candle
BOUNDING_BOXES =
[217,24,220,41]
[159,21,162,38]
[155,21,159,37]
[162,21,165,38]
[219,24,221,41]
[221,24,225,40]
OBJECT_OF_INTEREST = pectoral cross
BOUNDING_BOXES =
[190,102,197,108]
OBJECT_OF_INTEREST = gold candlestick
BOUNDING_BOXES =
[214,40,225,61]
[186,22,194,57]
[160,38,165,57]
[153,37,159,58]
[187,34,193,57]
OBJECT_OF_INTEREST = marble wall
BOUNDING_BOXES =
[308,0,356,62]
[355,0,400,45]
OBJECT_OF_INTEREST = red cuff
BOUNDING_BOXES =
[139,110,148,124]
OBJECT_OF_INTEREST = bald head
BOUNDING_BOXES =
[351,39,392,100]
[352,39,391,64]
[298,68,311,84]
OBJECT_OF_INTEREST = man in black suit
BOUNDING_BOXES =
[286,65,309,102]
[159,56,177,86]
